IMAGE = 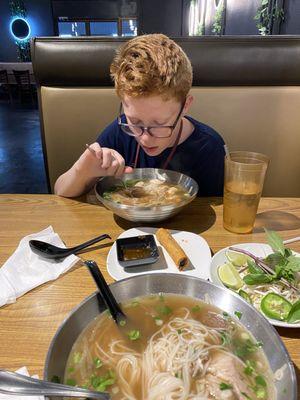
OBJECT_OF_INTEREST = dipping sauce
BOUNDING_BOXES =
[122,247,153,261]
[116,234,159,267]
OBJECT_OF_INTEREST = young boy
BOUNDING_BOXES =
[54,34,225,197]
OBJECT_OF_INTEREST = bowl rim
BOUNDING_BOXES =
[94,168,199,211]
[44,273,297,400]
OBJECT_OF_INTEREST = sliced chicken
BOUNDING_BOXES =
[204,350,253,399]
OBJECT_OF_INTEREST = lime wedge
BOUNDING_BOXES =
[225,250,250,266]
[218,262,244,289]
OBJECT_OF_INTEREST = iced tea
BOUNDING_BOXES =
[223,181,262,233]
[223,152,269,234]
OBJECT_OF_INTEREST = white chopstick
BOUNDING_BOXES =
[283,236,300,245]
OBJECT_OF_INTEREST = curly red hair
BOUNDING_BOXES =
[110,34,193,102]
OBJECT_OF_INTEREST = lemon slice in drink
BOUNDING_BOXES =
[218,262,244,289]
[225,250,250,266]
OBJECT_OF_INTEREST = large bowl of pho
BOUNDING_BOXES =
[44,273,296,400]
[95,168,198,222]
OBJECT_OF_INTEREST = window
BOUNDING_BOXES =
[90,21,118,36]
[121,19,137,36]
[58,21,86,37]
[56,18,137,37]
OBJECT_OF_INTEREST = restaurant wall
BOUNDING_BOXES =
[225,0,260,35]
[280,0,300,34]
[139,0,183,36]
[51,0,137,19]
[0,0,54,62]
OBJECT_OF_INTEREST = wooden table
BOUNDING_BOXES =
[0,195,299,396]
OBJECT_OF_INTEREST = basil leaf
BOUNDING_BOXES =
[286,256,300,272]
[287,300,300,323]
[274,264,283,277]
[264,252,286,268]
[243,274,274,285]
[264,229,285,256]
[247,260,262,274]
[285,248,293,257]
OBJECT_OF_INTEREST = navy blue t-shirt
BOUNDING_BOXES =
[97,116,225,196]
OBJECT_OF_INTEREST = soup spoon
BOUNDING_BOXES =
[29,234,111,260]
[0,369,110,399]
[85,260,127,325]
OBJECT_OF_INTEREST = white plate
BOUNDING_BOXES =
[210,242,300,328]
[107,227,212,281]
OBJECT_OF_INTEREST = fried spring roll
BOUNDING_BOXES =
[156,228,189,270]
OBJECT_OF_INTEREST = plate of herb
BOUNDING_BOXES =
[210,230,300,327]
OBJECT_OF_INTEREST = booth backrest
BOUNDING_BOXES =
[31,36,300,196]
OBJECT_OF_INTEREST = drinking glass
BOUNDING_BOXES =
[223,151,269,234]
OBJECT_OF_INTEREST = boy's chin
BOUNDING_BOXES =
[141,145,162,156]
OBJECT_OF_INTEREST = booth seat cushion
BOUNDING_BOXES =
[189,87,300,197]
[40,86,119,190]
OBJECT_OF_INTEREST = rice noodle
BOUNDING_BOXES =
[93,308,253,399]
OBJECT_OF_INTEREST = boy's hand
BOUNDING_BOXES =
[77,142,133,178]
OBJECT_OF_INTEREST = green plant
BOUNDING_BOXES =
[254,0,285,35]
[212,0,225,35]
[9,0,26,17]
[196,22,205,36]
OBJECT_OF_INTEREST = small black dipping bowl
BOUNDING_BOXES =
[116,235,159,268]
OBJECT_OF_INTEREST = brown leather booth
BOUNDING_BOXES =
[31,36,300,195]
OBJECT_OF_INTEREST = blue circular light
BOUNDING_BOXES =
[10,17,31,41]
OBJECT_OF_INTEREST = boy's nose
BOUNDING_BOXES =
[139,130,154,145]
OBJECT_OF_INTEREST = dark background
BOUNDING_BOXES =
[1,0,300,62]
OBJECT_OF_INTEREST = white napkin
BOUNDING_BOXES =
[0,367,44,400]
[0,226,79,307]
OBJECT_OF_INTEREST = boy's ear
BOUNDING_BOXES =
[183,94,194,114]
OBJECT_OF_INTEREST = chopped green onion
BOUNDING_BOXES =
[73,352,82,364]
[255,375,267,387]
[234,310,243,319]
[191,305,201,312]
[94,358,103,369]
[81,382,89,389]
[220,382,233,390]
[127,329,141,340]
[241,392,252,399]
[119,319,126,326]
[243,360,255,376]
[253,386,267,399]
[156,305,172,315]
[220,331,230,346]
[66,378,76,386]
[91,370,116,391]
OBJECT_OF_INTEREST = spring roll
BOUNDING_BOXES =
[156,228,189,270]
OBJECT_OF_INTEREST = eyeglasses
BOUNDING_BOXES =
[117,101,185,138]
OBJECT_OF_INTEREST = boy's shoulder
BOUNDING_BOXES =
[186,116,224,146]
